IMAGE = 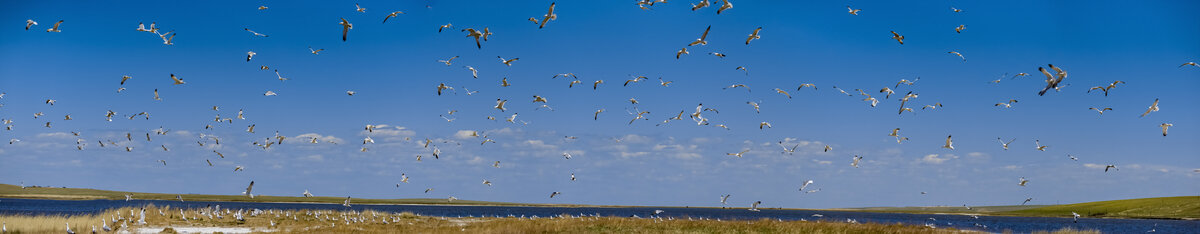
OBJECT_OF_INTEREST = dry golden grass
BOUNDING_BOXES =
[0,206,1101,234]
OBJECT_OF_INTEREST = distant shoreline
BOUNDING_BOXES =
[2,184,1195,220]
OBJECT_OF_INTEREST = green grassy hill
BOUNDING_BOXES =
[1001,196,1200,220]
[0,183,533,206]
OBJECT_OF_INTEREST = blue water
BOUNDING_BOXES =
[1,198,1195,233]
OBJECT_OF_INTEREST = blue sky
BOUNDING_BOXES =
[1,0,1198,209]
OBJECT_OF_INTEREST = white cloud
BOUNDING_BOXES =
[620,151,650,158]
[364,125,416,137]
[618,134,650,143]
[524,140,558,150]
[302,154,324,162]
[36,132,74,139]
[454,130,479,139]
[1004,165,1021,170]
[967,152,989,159]
[1083,163,1105,169]
[291,133,344,144]
[919,154,957,164]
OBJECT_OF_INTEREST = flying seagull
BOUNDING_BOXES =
[943,135,955,150]
[1037,64,1067,96]
[997,138,1015,150]
[689,26,711,46]
[745,27,762,45]
[338,18,352,41]
[46,20,63,32]
[382,11,405,23]
[1140,98,1159,118]
[538,2,557,29]
[243,181,255,198]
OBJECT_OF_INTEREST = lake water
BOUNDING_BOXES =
[1,198,1195,233]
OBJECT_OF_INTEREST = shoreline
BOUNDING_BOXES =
[2,195,1194,221]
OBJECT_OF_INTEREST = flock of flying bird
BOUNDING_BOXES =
[8,1,1199,221]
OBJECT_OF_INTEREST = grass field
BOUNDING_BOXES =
[0,205,1101,234]
[1000,196,1200,220]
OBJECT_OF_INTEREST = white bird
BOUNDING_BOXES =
[303,190,313,197]
[689,26,712,46]
[244,28,268,37]
[309,47,324,55]
[355,3,366,12]
[483,179,493,186]
[550,192,562,198]
[538,2,557,29]
[343,196,352,207]
[243,181,255,198]
[1035,140,1048,151]
[717,0,733,14]
[1072,212,1080,223]
[997,138,1015,150]
[26,19,37,30]
[1160,123,1172,136]
[948,51,965,61]
[246,51,256,61]
[995,99,1018,108]
[1089,107,1113,115]
[1018,177,1029,186]
[847,6,861,15]
[46,20,63,32]
[955,24,965,33]
[759,121,772,129]
[1069,155,1079,161]
[727,149,749,158]
[157,30,176,45]
[676,47,688,59]
[1140,98,1159,118]
[691,0,711,11]
[943,135,955,150]
[749,201,761,212]
[745,27,762,45]
[65,222,74,234]
[170,74,185,85]
[799,180,814,192]
[338,18,353,41]
[1180,62,1199,68]
[464,66,479,78]
[438,56,458,66]
[382,11,405,23]
[571,173,576,181]
[562,152,573,159]
[498,56,519,66]
[437,83,453,95]
[720,194,731,205]
[851,155,863,168]
[463,28,485,49]
[1038,64,1067,96]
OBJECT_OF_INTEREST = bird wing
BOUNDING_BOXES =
[700,25,711,40]
[341,19,350,41]
[539,3,555,29]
